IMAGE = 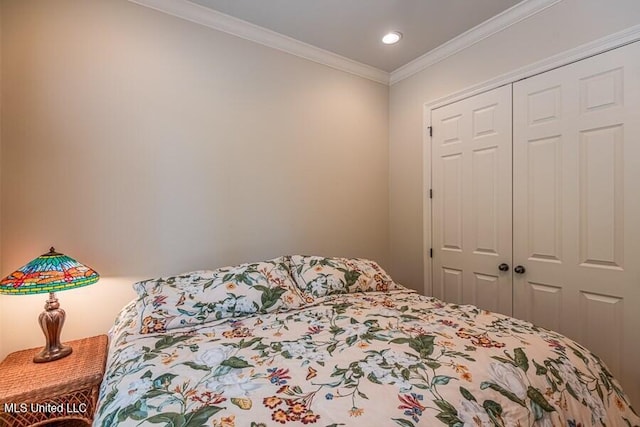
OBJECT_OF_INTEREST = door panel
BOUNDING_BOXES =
[473,273,501,313]
[472,146,499,255]
[513,42,640,406]
[525,282,562,332]
[578,291,623,375]
[578,125,624,269]
[432,85,513,316]
[441,154,463,251]
[527,135,562,262]
[442,268,463,303]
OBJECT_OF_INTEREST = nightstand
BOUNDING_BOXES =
[0,335,108,427]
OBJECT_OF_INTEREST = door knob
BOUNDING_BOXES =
[514,265,526,274]
[498,263,509,272]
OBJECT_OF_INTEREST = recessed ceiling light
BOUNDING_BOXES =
[382,31,402,45]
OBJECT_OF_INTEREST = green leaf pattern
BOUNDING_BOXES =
[96,259,639,426]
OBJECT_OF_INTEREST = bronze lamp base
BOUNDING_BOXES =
[34,292,73,363]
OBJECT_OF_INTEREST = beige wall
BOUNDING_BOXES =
[0,0,389,358]
[388,0,640,291]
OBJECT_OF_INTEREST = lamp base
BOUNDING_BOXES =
[34,344,73,363]
[34,292,73,363]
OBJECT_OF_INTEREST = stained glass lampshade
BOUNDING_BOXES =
[0,247,99,362]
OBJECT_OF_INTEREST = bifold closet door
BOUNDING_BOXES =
[431,84,512,316]
[513,42,640,406]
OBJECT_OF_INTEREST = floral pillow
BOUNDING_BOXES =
[289,255,399,299]
[133,257,303,334]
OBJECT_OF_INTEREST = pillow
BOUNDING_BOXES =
[289,255,399,299]
[133,257,303,334]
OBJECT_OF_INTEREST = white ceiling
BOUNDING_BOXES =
[188,0,523,72]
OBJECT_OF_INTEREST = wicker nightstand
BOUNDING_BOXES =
[0,335,108,427]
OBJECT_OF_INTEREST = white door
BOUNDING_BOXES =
[513,42,640,406]
[431,85,513,316]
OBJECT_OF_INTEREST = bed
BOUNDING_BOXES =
[94,256,639,427]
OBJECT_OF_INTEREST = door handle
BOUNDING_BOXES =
[498,263,509,272]
[514,265,526,274]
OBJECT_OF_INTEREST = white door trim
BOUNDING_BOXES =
[423,23,640,296]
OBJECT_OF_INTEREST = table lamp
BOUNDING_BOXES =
[0,247,99,363]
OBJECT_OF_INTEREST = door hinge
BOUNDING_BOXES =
[428,126,433,137]
[430,248,433,258]
[429,189,433,199]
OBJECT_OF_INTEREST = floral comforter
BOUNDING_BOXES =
[95,260,639,427]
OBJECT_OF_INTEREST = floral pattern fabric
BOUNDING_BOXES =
[133,256,399,335]
[290,255,399,298]
[133,258,303,333]
[95,285,639,427]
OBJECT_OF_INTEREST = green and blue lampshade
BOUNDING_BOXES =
[0,247,99,295]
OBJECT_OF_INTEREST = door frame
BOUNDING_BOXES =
[422,24,640,296]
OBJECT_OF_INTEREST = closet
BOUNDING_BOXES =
[430,41,640,406]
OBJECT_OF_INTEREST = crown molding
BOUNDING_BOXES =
[129,0,565,86]
[128,0,389,85]
[390,0,563,85]
[423,23,640,111]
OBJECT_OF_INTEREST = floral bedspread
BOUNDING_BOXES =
[95,289,639,427]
